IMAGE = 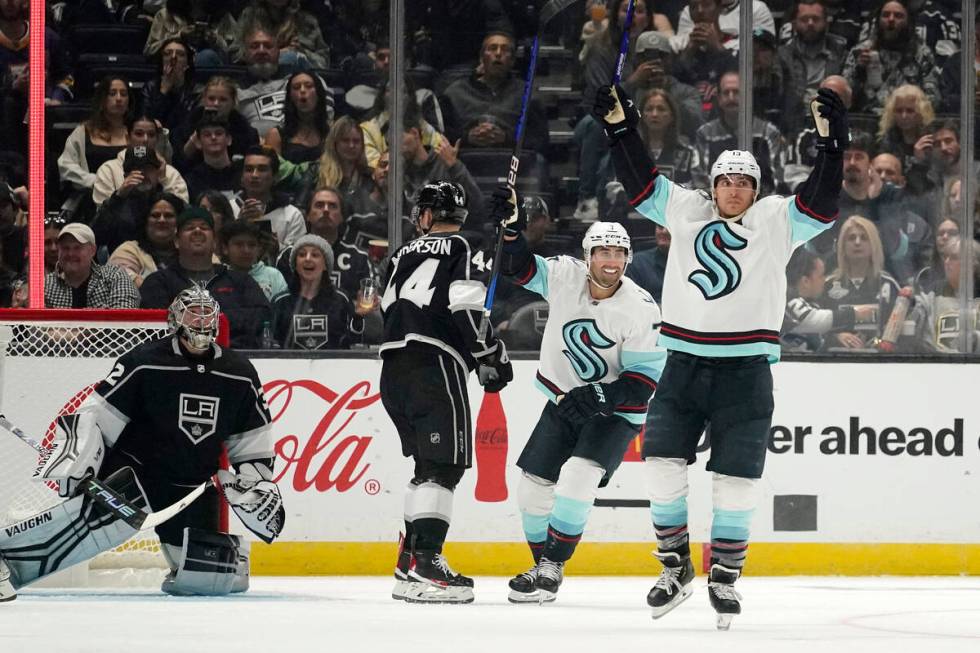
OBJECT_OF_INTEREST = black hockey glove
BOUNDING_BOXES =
[477,342,514,393]
[812,87,849,155]
[593,84,639,142]
[489,185,526,238]
[557,383,615,425]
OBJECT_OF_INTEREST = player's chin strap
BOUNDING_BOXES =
[217,461,285,544]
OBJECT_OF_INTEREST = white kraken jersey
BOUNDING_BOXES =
[516,255,665,424]
[633,177,835,361]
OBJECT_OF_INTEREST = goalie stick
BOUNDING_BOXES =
[477,0,578,344]
[0,414,208,531]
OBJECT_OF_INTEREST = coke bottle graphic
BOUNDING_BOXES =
[474,390,508,502]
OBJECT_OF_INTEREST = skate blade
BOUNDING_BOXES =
[535,588,558,603]
[403,583,475,604]
[392,579,415,601]
[507,589,555,604]
[649,585,693,619]
[716,613,735,630]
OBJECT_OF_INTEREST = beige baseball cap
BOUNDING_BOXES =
[58,222,96,245]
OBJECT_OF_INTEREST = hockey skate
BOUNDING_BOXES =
[392,533,416,601]
[532,557,564,602]
[0,553,16,602]
[507,562,554,604]
[404,551,474,604]
[707,564,742,630]
[647,551,695,619]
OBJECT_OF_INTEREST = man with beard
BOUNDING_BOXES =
[906,120,979,199]
[93,112,188,207]
[441,31,548,153]
[809,130,929,281]
[777,0,849,136]
[841,0,939,115]
[693,70,784,193]
[140,207,270,348]
[44,222,139,309]
[236,23,333,140]
[92,145,168,253]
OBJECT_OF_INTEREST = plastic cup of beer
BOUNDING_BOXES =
[590,1,607,23]
[358,278,379,311]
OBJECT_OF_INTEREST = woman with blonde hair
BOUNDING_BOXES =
[823,215,901,350]
[293,116,375,215]
[876,84,935,177]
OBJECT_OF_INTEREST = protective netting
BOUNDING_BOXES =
[0,312,172,581]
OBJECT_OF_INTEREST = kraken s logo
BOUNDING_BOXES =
[688,222,748,300]
[561,319,616,383]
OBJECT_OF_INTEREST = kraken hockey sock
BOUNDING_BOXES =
[540,494,592,563]
[651,496,690,557]
[520,511,548,563]
[710,508,752,571]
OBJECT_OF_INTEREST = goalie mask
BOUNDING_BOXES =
[168,286,221,350]
[411,181,468,233]
[710,149,761,220]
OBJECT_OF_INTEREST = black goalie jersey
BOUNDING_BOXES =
[380,231,499,370]
[86,337,274,485]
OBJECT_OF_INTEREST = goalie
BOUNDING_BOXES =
[0,287,284,601]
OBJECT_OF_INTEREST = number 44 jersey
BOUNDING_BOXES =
[380,231,498,371]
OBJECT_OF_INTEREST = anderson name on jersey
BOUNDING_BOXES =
[513,253,666,425]
[380,231,498,370]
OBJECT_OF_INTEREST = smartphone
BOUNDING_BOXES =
[254,219,273,235]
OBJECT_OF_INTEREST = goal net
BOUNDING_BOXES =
[0,308,227,586]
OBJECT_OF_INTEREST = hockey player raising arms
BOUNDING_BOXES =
[0,287,284,600]
[595,83,847,628]
[495,189,666,604]
[380,181,513,604]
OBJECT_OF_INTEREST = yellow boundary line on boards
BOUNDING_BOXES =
[251,542,980,576]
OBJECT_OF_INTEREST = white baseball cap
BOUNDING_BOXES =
[58,223,96,246]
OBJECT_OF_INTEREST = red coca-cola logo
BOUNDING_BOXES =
[476,427,507,447]
[264,379,378,493]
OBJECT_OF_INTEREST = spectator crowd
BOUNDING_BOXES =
[0,0,975,353]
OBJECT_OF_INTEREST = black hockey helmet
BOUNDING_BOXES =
[522,195,550,221]
[411,180,469,228]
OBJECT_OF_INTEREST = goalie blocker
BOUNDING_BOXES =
[31,288,284,595]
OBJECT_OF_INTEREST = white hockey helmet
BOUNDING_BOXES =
[168,285,221,350]
[710,149,762,200]
[582,221,632,264]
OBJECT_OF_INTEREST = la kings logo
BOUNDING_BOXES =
[292,314,329,350]
[179,393,220,443]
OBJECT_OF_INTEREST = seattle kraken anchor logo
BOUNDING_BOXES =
[688,222,748,299]
[562,319,615,382]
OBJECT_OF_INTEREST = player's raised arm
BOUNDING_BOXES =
[789,88,848,243]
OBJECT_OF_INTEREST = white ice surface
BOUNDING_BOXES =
[3,576,979,653]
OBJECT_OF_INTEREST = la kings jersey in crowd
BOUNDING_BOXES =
[380,231,498,370]
[632,179,835,361]
[515,254,666,425]
[87,337,274,485]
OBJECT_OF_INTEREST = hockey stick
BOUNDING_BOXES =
[612,0,637,84]
[476,0,578,344]
[0,415,208,531]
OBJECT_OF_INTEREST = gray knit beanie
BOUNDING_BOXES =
[290,234,335,272]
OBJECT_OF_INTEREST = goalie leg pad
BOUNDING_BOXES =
[0,467,146,588]
[162,527,249,596]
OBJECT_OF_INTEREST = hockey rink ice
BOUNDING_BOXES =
[4,576,979,652]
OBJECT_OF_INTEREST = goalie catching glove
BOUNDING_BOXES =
[477,341,514,393]
[36,413,105,498]
[557,383,616,425]
[217,461,285,544]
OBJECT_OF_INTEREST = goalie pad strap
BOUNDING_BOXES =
[163,527,249,596]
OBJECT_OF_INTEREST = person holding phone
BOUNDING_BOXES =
[234,146,306,260]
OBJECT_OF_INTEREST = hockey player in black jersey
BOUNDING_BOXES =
[380,181,513,604]
[1,287,284,599]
